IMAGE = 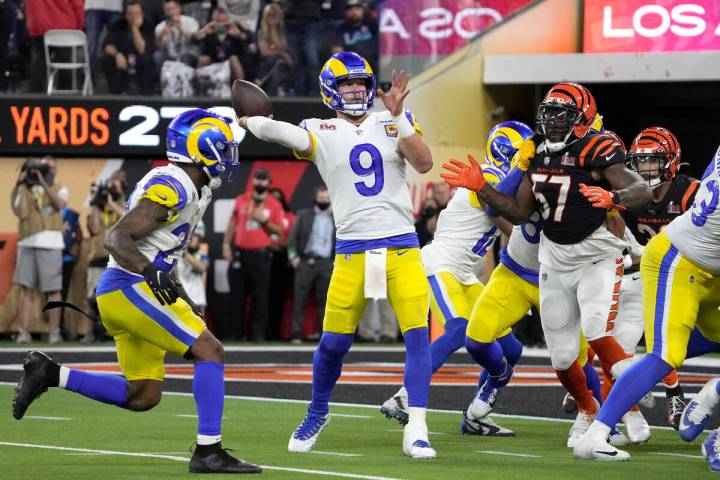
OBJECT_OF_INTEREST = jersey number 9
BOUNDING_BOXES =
[350,143,384,197]
[691,180,719,227]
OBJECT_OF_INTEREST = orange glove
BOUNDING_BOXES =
[579,183,626,211]
[440,154,486,191]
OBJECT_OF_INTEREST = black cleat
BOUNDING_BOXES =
[189,444,262,474]
[13,351,57,420]
[667,394,687,430]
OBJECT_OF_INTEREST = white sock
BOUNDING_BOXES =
[58,366,70,389]
[407,407,427,427]
[197,434,222,446]
[587,421,611,438]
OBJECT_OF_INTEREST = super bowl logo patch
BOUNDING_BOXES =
[561,153,576,167]
[319,122,336,130]
[667,202,681,214]
[543,156,550,165]
[385,125,398,137]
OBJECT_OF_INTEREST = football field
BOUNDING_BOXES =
[0,344,717,479]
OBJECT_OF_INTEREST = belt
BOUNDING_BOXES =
[302,255,331,265]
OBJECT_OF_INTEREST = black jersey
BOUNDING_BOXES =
[621,174,700,246]
[528,131,626,245]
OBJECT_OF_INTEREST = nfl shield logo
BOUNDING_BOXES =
[544,156,550,165]
[345,254,351,261]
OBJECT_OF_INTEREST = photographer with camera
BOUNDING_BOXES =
[222,168,283,341]
[85,170,126,342]
[11,156,69,343]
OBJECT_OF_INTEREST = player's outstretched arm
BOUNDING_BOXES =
[237,115,315,158]
[581,163,652,212]
[105,198,170,273]
[441,155,535,224]
[379,69,433,174]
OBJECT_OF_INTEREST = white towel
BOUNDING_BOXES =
[364,248,388,299]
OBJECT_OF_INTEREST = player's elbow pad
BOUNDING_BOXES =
[485,166,524,217]
[246,116,311,152]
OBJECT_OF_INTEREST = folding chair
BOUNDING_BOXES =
[44,29,93,95]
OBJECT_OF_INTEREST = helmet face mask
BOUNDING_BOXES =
[627,126,681,189]
[319,52,376,116]
[537,103,580,144]
[485,120,534,173]
[629,154,664,189]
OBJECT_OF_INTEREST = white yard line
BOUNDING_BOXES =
[309,451,363,457]
[386,429,446,436]
[650,452,704,459]
[0,442,403,480]
[332,413,372,419]
[175,414,227,419]
[475,450,542,458]
[25,415,72,421]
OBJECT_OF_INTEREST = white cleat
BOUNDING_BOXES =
[380,388,409,425]
[288,409,330,453]
[567,398,600,448]
[573,428,631,461]
[403,423,436,459]
[622,410,651,444]
[610,357,654,408]
[608,429,630,447]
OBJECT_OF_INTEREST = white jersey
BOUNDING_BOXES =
[665,149,720,275]
[422,187,502,285]
[298,110,420,241]
[502,211,542,283]
[107,164,212,273]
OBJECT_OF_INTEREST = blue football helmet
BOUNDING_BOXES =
[166,108,240,189]
[319,52,376,116]
[485,121,534,173]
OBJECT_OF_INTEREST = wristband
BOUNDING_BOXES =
[394,112,416,139]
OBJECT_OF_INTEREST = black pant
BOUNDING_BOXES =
[291,257,332,339]
[101,52,155,95]
[227,248,273,342]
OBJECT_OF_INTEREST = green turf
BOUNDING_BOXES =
[0,385,712,479]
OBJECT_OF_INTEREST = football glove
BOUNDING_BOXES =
[516,138,536,171]
[142,264,179,305]
[579,183,626,211]
[440,154,486,192]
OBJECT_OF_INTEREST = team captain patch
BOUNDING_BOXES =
[385,125,398,137]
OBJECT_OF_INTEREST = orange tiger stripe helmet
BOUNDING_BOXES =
[537,82,597,148]
[627,127,682,188]
[603,129,626,153]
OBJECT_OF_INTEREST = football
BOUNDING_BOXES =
[231,80,273,118]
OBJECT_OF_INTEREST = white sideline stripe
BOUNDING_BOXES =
[475,450,541,458]
[310,451,363,457]
[0,442,403,480]
[332,413,371,419]
[25,415,72,421]
[175,414,227,419]
[0,383,683,432]
[651,452,704,459]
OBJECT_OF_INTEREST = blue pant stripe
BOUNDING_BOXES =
[428,274,455,322]
[121,286,197,347]
[652,245,679,357]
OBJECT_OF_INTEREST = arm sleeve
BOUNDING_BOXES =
[140,175,187,222]
[246,116,313,153]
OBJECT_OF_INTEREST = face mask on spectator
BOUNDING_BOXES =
[315,201,330,211]
[254,184,268,194]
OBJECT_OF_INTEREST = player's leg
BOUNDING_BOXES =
[464,265,532,422]
[289,252,366,453]
[387,248,435,459]
[574,234,710,461]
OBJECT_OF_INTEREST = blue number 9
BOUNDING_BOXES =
[691,181,719,227]
[521,211,543,244]
[349,143,384,197]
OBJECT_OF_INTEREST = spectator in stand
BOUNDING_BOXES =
[153,0,199,76]
[24,0,84,93]
[102,0,156,94]
[61,207,81,304]
[281,0,323,95]
[222,168,284,341]
[331,0,377,70]
[179,0,214,26]
[11,156,68,344]
[267,187,295,340]
[0,0,18,92]
[140,0,165,26]
[84,0,122,84]
[196,6,247,83]
[357,299,398,343]
[218,0,259,34]
[287,186,334,344]
[255,2,291,96]
[177,221,209,317]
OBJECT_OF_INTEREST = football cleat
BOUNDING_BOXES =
[610,357,655,408]
[702,430,720,472]
[666,394,687,431]
[403,423,436,459]
[562,393,579,414]
[380,388,409,425]
[189,443,261,474]
[567,398,600,448]
[288,408,330,453]
[622,410,651,444]
[460,412,515,436]
[467,363,514,420]
[679,378,720,442]
[573,428,630,461]
[608,427,630,447]
[13,351,57,420]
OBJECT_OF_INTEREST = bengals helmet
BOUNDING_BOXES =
[627,127,682,189]
[603,129,626,153]
[537,82,597,150]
